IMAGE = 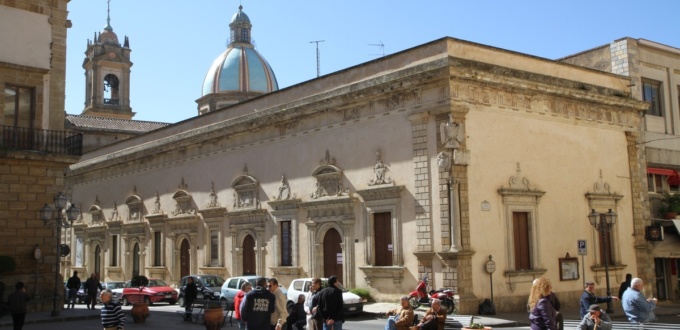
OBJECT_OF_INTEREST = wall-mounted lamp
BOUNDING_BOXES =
[33,244,42,260]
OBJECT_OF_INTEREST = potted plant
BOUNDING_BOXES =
[130,275,150,323]
[203,300,224,330]
[660,192,680,219]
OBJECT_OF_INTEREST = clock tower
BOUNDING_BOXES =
[81,1,134,119]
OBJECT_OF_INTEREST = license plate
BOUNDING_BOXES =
[348,307,356,311]
[165,295,172,298]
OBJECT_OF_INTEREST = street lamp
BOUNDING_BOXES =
[587,208,617,313]
[39,192,79,317]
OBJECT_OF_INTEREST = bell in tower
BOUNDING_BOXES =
[81,0,134,119]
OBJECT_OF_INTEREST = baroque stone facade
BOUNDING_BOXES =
[65,38,649,313]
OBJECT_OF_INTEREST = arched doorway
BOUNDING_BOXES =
[180,239,190,278]
[242,235,255,275]
[94,245,101,279]
[323,228,343,284]
[132,243,140,277]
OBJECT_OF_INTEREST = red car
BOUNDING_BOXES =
[121,278,177,305]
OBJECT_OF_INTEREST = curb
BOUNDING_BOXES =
[0,314,101,327]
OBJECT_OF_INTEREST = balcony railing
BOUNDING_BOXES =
[0,125,82,156]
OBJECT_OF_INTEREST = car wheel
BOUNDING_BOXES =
[144,296,151,305]
[121,296,129,306]
[178,296,185,307]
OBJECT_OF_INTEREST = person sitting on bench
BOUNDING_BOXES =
[286,294,307,330]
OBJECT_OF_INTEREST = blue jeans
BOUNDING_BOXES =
[323,320,343,330]
[384,315,398,330]
[237,319,246,330]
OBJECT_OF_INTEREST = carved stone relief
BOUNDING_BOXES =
[439,113,464,149]
[172,190,195,216]
[436,152,451,172]
[125,194,143,222]
[110,201,120,222]
[232,165,261,210]
[206,182,221,208]
[311,150,349,199]
[151,192,162,214]
[275,175,295,200]
[368,151,393,186]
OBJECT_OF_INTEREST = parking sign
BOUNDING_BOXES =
[578,240,587,255]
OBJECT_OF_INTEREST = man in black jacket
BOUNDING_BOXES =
[84,273,103,310]
[240,277,275,330]
[184,277,198,321]
[66,271,80,309]
[317,276,344,330]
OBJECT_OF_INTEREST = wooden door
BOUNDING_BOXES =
[242,235,255,275]
[180,239,190,278]
[132,243,140,277]
[374,212,392,266]
[323,228,343,285]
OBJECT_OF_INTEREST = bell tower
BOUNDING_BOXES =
[81,0,134,119]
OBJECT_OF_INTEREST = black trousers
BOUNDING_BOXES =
[12,313,25,330]
[184,299,195,320]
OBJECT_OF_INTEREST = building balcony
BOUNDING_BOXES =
[0,125,82,156]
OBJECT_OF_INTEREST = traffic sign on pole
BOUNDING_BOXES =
[578,239,587,255]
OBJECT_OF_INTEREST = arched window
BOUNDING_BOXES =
[103,74,120,105]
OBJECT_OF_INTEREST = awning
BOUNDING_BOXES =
[652,233,680,258]
[647,168,680,186]
[647,167,676,176]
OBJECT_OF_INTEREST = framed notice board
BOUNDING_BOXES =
[559,256,579,281]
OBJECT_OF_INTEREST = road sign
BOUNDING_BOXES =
[578,239,587,255]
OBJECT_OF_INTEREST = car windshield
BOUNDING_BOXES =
[148,279,168,287]
[202,276,225,287]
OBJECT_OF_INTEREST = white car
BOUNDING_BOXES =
[110,281,129,303]
[286,278,363,315]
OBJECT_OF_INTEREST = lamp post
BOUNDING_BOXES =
[39,192,79,317]
[587,208,617,314]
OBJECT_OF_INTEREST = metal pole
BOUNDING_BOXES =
[581,254,585,288]
[52,216,62,316]
[489,272,494,304]
[601,217,612,314]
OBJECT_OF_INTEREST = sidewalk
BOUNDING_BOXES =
[362,301,680,328]
[2,300,679,328]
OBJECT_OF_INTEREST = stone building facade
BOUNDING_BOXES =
[65,36,649,313]
[561,38,680,301]
[0,0,81,313]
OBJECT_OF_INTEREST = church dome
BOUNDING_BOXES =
[200,6,278,100]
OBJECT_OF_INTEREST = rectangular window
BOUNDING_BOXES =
[513,212,531,270]
[643,80,663,117]
[373,212,393,266]
[280,221,292,266]
[3,85,34,128]
[110,235,118,267]
[210,230,219,266]
[240,28,248,42]
[598,229,614,265]
[154,231,161,266]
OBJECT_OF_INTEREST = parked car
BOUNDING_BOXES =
[121,278,178,306]
[102,281,127,303]
[178,275,225,307]
[286,278,363,315]
[110,281,129,303]
[219,276,287,308]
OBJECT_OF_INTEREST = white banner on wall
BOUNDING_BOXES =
[75,237,83,267]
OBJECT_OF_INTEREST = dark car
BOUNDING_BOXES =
[178,275,225,307]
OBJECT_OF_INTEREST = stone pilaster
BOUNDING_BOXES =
[409,113,433,253]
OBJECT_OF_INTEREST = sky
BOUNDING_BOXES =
[65,1,680,124]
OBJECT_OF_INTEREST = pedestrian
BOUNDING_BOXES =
[240,277,275,330]
[305,277,323,330]
[618,273,632,300]
[286,294,307,330]
[384,295,414,330]
[579,281,617,319]
[268,278,288,330]
[234,281,252,330]
[622,277,657,324]
[578,304,611,330]
[100,289,125,330]
[417,298,447,330]
[66,271,81,309]
[528,277,557,330]
[183,277,198,321]
[529,278,563,330]
[84,273,103,310]
[317,275,344,330]
[7,281,31,330]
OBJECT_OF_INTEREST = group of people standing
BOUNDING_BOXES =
[528,273,658,330]
[65,271,104,310]
[233,275,344,330]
